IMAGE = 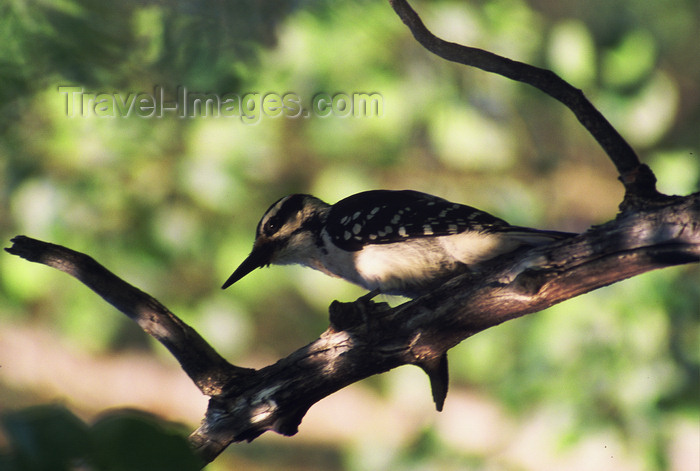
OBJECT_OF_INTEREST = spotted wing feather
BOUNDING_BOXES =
[326,190,511,251]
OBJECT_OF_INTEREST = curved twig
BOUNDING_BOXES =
[388,0,662,205]
[3,236,251,396]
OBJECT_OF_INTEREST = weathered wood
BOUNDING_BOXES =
[7,194,699,462]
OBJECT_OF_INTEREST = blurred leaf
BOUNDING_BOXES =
[1,405,90,471]
[91,410,201,471]
[0,406,201,471]
[602,29,657,88]
[547,20,596,87]
[652,149,700,195]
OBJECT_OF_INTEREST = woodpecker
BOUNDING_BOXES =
[222,190,575,298]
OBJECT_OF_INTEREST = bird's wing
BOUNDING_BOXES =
[326,190,510,251]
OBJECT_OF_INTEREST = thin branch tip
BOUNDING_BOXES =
[5,235,35,258]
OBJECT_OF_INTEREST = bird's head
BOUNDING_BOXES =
[222,194,330,289]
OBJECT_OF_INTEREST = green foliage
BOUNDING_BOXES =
[0,405,201,471]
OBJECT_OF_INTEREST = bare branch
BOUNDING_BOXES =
[388,0,662,205]
[189,196,698,462]
[6,193,698,463]
[4,236,251,396]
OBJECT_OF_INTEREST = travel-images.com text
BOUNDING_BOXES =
[59,86,383,124]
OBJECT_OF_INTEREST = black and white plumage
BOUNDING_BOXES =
[222,190,575,298]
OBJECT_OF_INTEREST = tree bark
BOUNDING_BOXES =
[6,195,699,462]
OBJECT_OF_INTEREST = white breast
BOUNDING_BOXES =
[319,231,529,297]
[349,239,456,294]
[437,231,521,265]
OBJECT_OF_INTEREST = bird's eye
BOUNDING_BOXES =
[263,220,277,236]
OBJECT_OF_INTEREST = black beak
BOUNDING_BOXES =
[221,243,273,289]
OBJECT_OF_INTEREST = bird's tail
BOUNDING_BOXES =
[504,226,577,246]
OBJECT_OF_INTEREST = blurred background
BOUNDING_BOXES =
[0,0,698,469]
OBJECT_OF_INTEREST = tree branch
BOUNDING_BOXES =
[388,0,663,207]
[6,194,699,463]
[3,237,252,396]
